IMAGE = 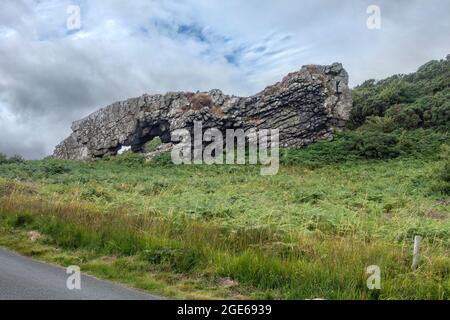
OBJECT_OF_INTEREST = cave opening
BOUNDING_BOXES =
[109,121,171,157]
[130,120,171,154]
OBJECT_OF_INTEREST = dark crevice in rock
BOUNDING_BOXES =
[130,120,171,153]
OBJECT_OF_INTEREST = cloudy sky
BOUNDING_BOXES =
[1,0,449,159]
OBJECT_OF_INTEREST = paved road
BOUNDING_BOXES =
[0,249,161,300]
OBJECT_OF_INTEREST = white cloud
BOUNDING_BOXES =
[0,0,449,158]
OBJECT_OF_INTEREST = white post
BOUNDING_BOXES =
[411,236,422,271]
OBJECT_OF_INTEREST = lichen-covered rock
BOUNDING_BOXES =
[53,63,352,160]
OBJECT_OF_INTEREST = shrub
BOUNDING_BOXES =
[396,129,448,157]
[106,152,144,167]
[142,247,203,273]
[42,161,72,175]
[281,132,399,167]
[347,131,400,159]
[350,78,417,127]
[8,213,34,228]
[148,152,174,167]
[280,135,356,167]
[0,153,25,165]
[281,128,448,166]
[0,153,7,164]
[8,155,25,163]
[144,137,162,153]
[81,185,112,202]
[360,116,396,133]
[350,56,450,129]
[385,105,422,129]
[423,100,450,130]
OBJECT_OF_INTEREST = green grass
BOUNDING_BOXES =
[0,140,449,299]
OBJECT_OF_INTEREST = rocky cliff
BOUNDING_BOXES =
[53,63,352,160]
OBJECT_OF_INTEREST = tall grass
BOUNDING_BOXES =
[0,192,448,299]
[0,140,448,299]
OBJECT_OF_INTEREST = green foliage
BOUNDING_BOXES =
[383,89,450,131]
[147,152,174,167]
[104,151,144,167]
[350,57,450,130]
[281,129,448,166]
[432,145,450,195]
[280,136,358,167]
[0,153,6,164]
[395,129,448,157]
[7,213,35,228]
[0,153,25,165]
[385,104,422,129]
[360,116,397,133]
[8,155,25,163]
[142,248,203,273]
[347,131,400,159]
[139,181,170,196]
[144,137,162,153]
[42,160,72,175]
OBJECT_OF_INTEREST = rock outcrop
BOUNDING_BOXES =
[53,63,352,160]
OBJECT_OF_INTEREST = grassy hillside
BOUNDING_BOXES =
[0,148,448,299]
[0,57,448,300]
[350,56,450,131]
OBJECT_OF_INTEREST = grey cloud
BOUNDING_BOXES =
[0,0,449,159]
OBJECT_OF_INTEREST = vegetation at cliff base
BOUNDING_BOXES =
[350,56,450,131]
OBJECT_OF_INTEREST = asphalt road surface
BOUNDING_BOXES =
[0,248,161,300]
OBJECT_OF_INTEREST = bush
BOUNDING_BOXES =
[42,161,72,175]
[350,56,450,129]
[280,135,356,167]
[8,213,34,228]
[8,155,25,163]
[347,131,400,159]
[0,153,6,164]
[350,78,417,128]
[396,129,448,157]
[281,130,404,166]
[142,247,203,273]
[144,137,162,153]
[0,153,25,165]
[360,116,396,133]
[281,127,448,166]
[148,152,174,167]
[106,152,144,167]
[423,100,450,130]
[383,90,450,131]
[385,105,422,129]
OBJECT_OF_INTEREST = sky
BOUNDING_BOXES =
[1,0,449,159]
